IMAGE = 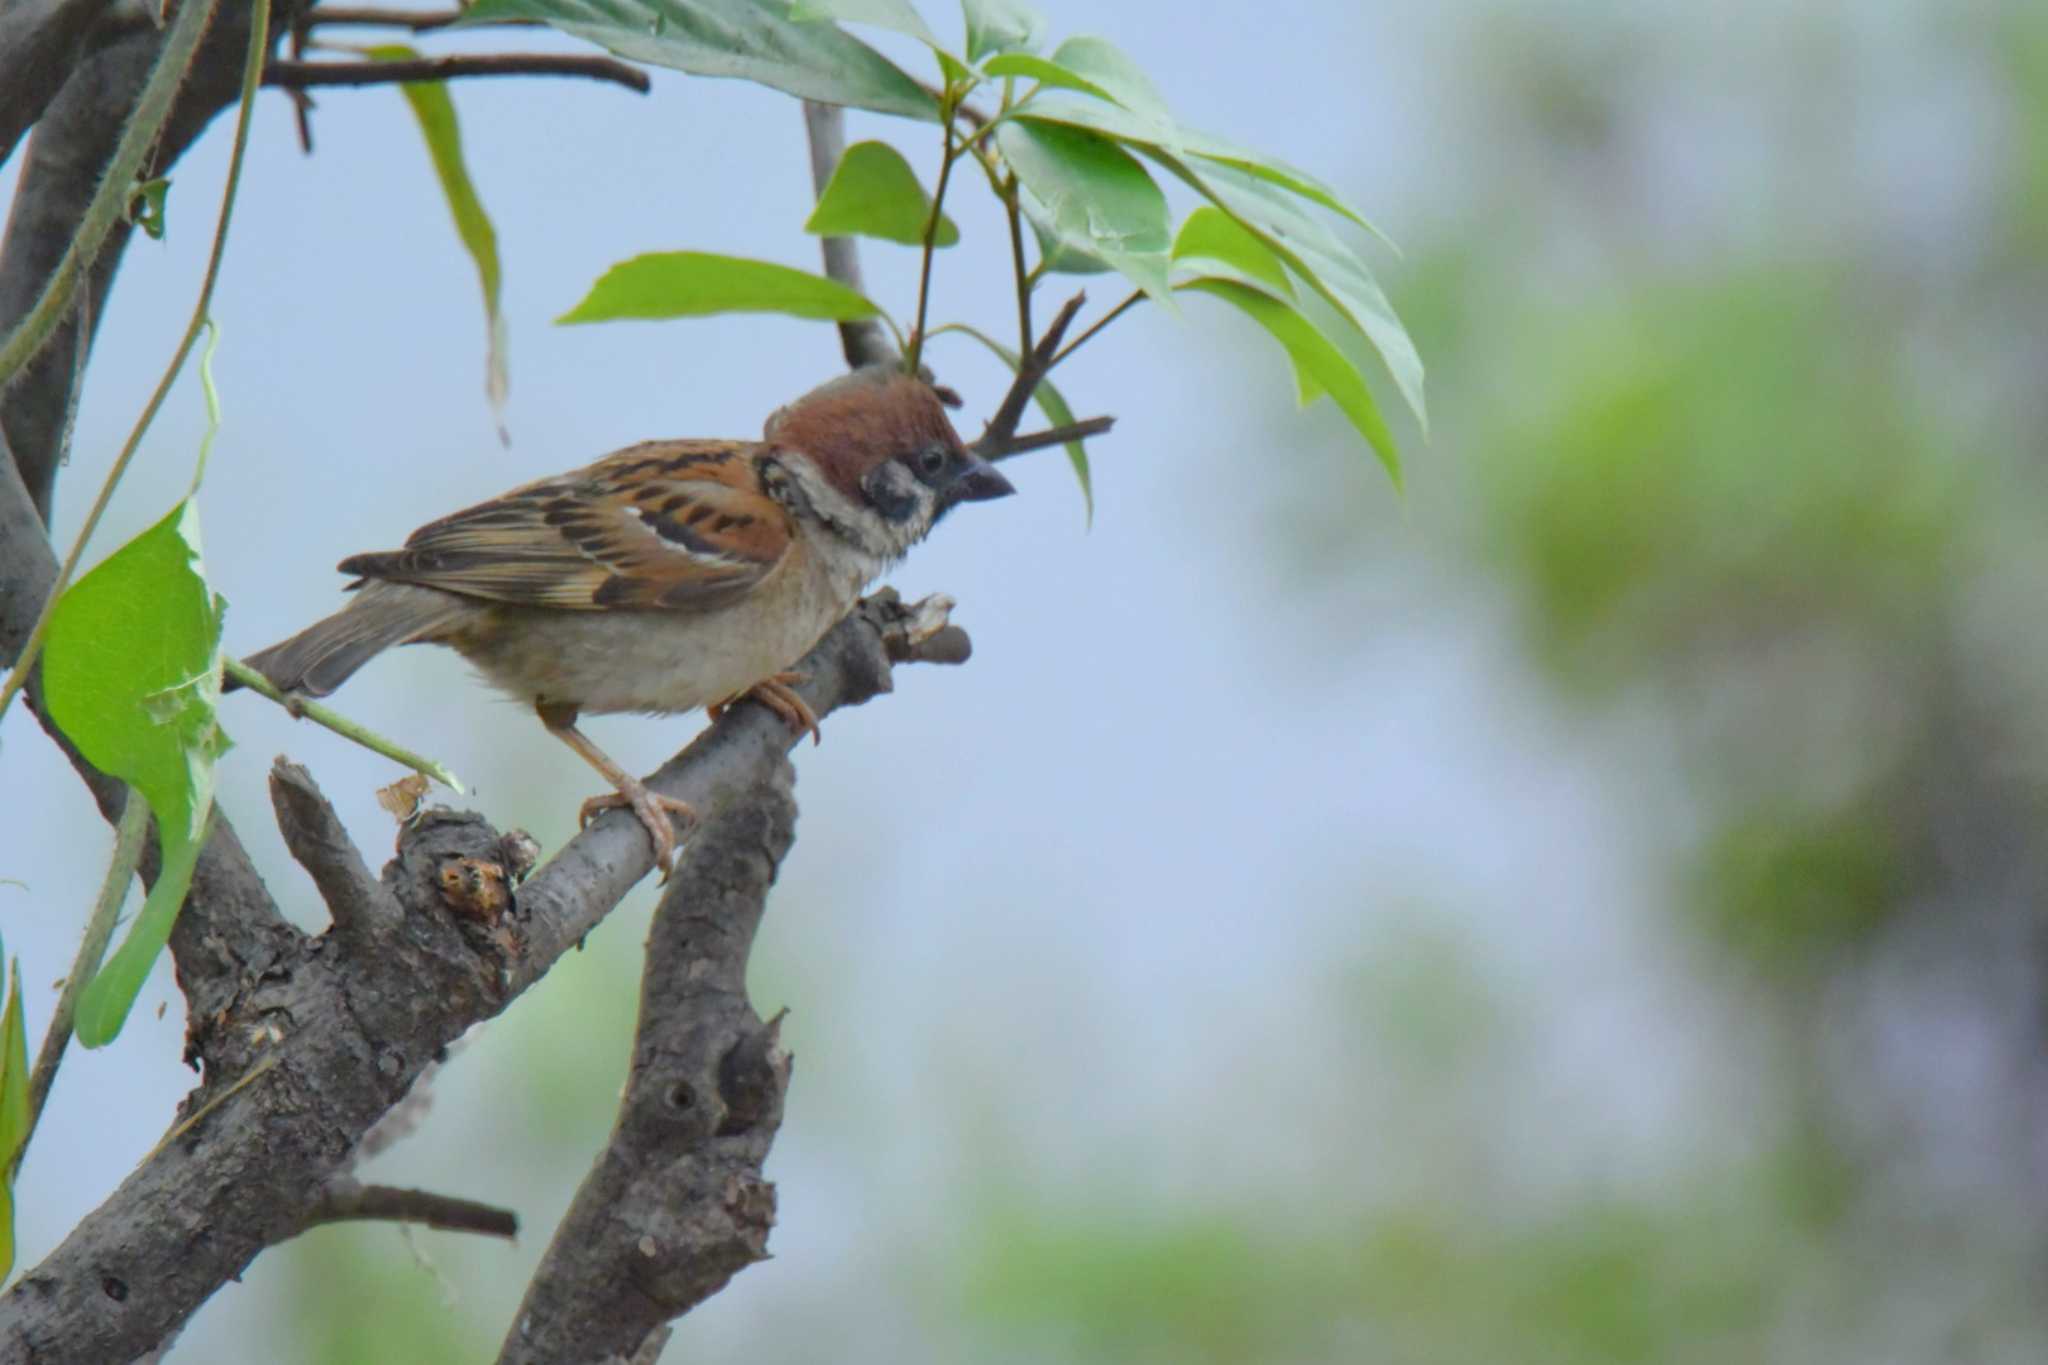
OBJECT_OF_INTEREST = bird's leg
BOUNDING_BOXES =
[536,700,695,879]
[706,672,821,746]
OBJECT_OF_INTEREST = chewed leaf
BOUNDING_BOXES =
[805,140,959,247]
[43,499,229,1045]
[559,251,884,324]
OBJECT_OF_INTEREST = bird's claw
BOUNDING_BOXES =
[579,783,697,880]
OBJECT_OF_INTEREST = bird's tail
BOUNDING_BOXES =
[234,581,469,698]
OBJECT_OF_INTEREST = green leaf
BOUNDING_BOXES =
[1172,206,1293,300]
[1181,278,1399,486]
[0,954,27,1282]
[789,0,939,50]
[940,324,1091,520]
[454,0,937,121]
[42,500,230,1046]
[1011,94,1392,244]
[804,140,959,247]
[369,45,509,436]
[995,119,1171,301]
[1186,161,1425,434]
[559,250,884,324]
[1026,214,1112,275]
[983,52,1115,104]
[962,0,1045,62]
[1046,35,1171,126]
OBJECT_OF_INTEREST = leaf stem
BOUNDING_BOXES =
[0,0,271,728]
[1004,175,1032,355]
[20,789,146,1161]
[223,658,466,794]
[1049,289,1146,371]
[905,89,961,375]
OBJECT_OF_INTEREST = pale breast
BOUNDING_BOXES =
[446,541,867,715]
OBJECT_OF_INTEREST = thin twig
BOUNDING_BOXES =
[906,103,960,375]
[979,291,1086,451]
[300,5,474,29]
[21,789,145,1152]
[0,0,260,726]
[308,1182,519,1240]
[978,416,1115,461]
[226,658,465,793]
[1004,185,1032,355]
[1050,288,1144,371]
[265,54,650,93]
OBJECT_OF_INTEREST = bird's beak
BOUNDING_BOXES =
[942,454,1016,509]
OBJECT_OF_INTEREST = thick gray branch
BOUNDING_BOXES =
[0,590,965,1363]
[500,762,797,1364]
[0,0,108,169]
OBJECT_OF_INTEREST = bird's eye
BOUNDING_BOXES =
[916,445,949,478]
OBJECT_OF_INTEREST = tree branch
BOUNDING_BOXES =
[979,415,1116,461]
[802,100,896,370]
[265,53,650,94]
[0,590,969,1362]
[499,763,797,1363]
[0,0,109,169]
[977,290,1086,452]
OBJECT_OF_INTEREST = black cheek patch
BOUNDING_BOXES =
[861,464,922,524]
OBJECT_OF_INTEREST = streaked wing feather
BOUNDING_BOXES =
[338,441,792,611]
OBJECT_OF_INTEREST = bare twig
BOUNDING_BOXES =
[979,290,1086,451]
[802,101,895,369]
[978,415,1116,461]
[269,758,404,940]
[308,1181,519,1240]
[265,53,650,92]
[1050,288,1145,371]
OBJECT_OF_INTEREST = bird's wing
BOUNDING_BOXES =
[337,440,794,611]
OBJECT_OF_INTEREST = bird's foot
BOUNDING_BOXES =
[709,673,821,746]
[579,781,696,880]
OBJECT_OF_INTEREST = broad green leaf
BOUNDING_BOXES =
[369,45,509,436]
[43,500,230,1045]
[804,140,959,246]
[1011,94,1390,243]
[0,955,24,1280]
[455,0,937,121]
[1026,214,1112,275]
[1047,35,1171,127]
[789,0,938,50]
[1172,206,1293,300]
[961,0,1044,62]
[940,324,1091,520]
[559,251,883,323]
[995,119,1171,301]
[1181,278,1399,486]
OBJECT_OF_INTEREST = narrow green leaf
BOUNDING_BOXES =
[804,140,959,246]
[789,0,939,50]
[995,119,1171,301]
[1172,206,1293,299]
[454,0,937,121]
[962,0,1046,61]
[1181,278,1398,486]
[370,44,509,435]
[559,251,884,324]
[42,500,230,1046]
[939,324,1091,520]
[0,955,25,1281]
[982,52,1116,105]
[1011,94,1392,244]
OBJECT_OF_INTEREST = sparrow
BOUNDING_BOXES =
[238,365,1014,876]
